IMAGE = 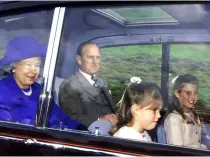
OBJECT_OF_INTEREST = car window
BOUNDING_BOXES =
[98,45,162,107]
[0,10,54,125]
[49,4,210,152]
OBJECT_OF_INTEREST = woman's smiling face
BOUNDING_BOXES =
[14,57,41,88]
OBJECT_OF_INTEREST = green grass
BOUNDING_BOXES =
[98,44,210,110]
[170,44,210,62]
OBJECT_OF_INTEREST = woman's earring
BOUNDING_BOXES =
[12,69,15,73]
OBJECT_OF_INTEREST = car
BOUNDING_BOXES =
[0,1,210,156]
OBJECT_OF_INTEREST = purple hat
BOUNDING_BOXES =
[0,36,47,65]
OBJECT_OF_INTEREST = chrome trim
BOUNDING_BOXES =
[46,7,66,93]
[92,9,124,26]
[36,7,62,127]
[43,7,66,127]
[42,7,61,93]
[0,135,135,156]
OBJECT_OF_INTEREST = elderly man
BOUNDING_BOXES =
[59,42,117,127]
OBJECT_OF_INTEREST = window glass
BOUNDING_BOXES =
[0,10,54,125]
[98,45,162,105]
[53,4,210,151]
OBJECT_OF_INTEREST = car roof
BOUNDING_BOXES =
[1,2,210,78]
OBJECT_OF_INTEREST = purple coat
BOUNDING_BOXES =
[0,74,80,129]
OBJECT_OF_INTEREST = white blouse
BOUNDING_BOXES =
[113,126,152,142]
[164,111,207,149]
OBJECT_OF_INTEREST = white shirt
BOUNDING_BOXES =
[79,69,95,85]
[114,126,152,142]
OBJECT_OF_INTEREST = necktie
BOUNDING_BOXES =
[91,74,101,89]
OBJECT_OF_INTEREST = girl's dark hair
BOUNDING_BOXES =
[166,74,200,125]
[109,82,162,136]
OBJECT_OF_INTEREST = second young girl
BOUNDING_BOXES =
[109,82,162,142]
[164,74,207,149]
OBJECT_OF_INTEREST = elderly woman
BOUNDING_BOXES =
[0,36,81,129]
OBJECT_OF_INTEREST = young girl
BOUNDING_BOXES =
[109,82,162,142]
[164,74,207,149]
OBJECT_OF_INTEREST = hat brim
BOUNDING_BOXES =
[0,44,47,66]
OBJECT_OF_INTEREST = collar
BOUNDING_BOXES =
[172,109,193,116]
[79,69,95,85]
[123,126,147,139]
[6,74,24,97]
[5,73,39,99]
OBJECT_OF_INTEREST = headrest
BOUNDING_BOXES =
[88,119,113,136]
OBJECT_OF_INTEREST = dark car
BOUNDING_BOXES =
[0,1,210,156]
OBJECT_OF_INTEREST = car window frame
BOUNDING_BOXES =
[36,7,66,128]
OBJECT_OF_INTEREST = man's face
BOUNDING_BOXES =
[77,44,100,75]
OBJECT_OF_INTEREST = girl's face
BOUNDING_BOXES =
[175,83,198,110]
[132,95,162,132]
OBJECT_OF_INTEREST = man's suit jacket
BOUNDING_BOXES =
[59,71,117,127]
